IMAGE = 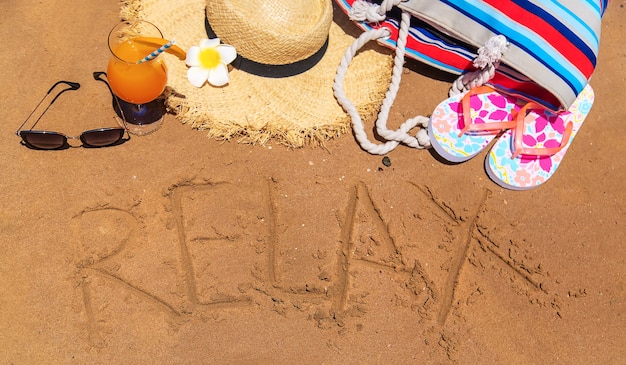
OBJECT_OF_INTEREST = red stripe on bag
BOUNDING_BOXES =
[381,22,474,71]
[490,73,560,109]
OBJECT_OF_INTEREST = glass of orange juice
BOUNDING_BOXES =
[107,20,170,135]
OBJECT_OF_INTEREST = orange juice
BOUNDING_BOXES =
[107,38,168,104]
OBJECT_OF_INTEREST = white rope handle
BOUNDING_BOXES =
[334,28,402,155]
[374,10,430,149]
[334,0,431,155]
[449,35,508,96]
[334,1,508,153]
[349,0,399,22]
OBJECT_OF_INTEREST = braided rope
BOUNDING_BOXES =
[449,64,497,96]
[375,11,430,149]
[334,28,401,154]
[449,35,508,97]
[349,0,400,22]
[334,1,431,155]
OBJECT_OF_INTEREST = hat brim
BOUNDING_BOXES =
[120,0,393,147]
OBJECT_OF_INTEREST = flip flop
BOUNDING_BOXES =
[428,86,521,163]
[486,84,594,190]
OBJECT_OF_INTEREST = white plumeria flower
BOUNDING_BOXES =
[185,38,236,87]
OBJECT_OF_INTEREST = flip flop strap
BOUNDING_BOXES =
[511,102,574,159]
[458,85,517,137]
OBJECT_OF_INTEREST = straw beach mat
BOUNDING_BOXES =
[119,0,393,147]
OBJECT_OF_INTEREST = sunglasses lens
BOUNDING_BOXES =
[20,131,66,150]
[81,128,124,147]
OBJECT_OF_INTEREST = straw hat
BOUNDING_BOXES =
[120,0,393,147]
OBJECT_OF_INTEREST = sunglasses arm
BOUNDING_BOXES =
[15,80,81,135]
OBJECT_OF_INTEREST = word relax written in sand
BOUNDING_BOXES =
[72,179,555,346]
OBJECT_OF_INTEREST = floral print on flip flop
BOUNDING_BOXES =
[486,84,594,190]
[428,87,521,163]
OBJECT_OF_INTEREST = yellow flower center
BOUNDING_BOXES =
[199,47,221,69]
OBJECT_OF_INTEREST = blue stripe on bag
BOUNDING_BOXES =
[511,0,597,64]
[408,27,474,72]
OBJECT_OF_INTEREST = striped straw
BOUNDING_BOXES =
[137,39,176,64]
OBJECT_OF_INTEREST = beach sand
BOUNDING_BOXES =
[1,1,624,363]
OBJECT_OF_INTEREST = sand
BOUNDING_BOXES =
[1,0,624,363]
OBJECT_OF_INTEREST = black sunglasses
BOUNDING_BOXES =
[15,72,129,150]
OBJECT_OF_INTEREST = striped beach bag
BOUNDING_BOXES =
[333,0,608,154]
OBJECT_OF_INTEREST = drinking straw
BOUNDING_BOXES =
[137,39,176,64]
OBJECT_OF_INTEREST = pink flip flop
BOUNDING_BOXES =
[486,84,594,190]
[428,86,521,163]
